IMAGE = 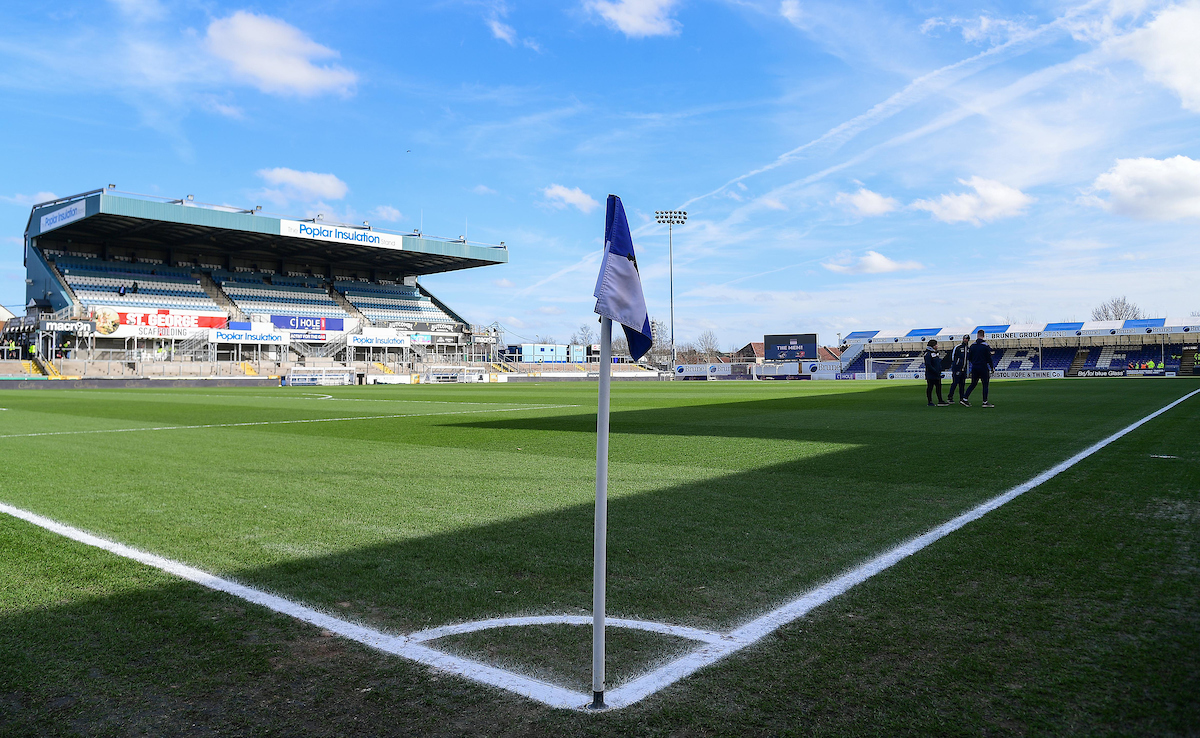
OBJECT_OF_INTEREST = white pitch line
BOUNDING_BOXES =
[0,499,590,710]
[28,389,580,407]
[602,386,1200,709]
[0,405,576,440]
[0,388,1194,712]
[409,615,726,645]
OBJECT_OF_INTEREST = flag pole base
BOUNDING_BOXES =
[588,691,606,710]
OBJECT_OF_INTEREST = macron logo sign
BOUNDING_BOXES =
[40,202,88,233]
[280,219,402,250]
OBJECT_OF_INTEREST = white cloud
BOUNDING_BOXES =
[370,205,403,222]
[780,0,804,27]
[834,188,898,217]
[537,305,565,315]
[107,0,165,22]
[1115,1,1200,112]
[585,0,681,38]
[206,11,357,97]
[912,177,1033,225]
[542,184,600,213]
[493,278,516,288]
[1089,155,1200,220]
[472,184,497,195]
[488,18,518,44]
[822,250,923,274]
[920,15,1031,45]
[0,192,58,206]
[256,168,348,205]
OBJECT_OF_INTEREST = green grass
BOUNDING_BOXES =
[0,378,1197,735]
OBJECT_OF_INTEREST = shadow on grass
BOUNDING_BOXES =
[3,382,1198,736]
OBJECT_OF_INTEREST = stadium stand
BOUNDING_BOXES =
[1080,344,1182,372]
[54,256,223,312]
[334,281,457,325]
[214,271,349,321]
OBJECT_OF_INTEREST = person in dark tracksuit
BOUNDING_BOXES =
[961,329,996,408]
[946,334,969,403]
[923,339,949,406]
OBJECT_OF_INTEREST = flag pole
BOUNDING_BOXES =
[590,316,612,710]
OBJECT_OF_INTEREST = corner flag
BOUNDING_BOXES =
[594,195,652,361]
[589,194,653,711]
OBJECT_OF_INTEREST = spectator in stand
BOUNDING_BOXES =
[946,334,969,404]
[924,339,949,406]
[118,284,126,296]
[961,330,996,408]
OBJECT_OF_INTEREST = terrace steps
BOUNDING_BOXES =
[1180,346,1196,376]
[197,272,247,322]
[372,362,395,375]
[328,286,368,323]
[1067,349,1089,377]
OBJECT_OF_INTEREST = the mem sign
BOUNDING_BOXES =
[764,333,818,361]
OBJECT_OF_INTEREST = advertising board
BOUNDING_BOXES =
[92,307,226,339]
[271,315,344,332]
[764,333,818,361]
[1077,369,1126,377]
[280,220,402,250]
[208,328,289,345]
[991,370,1064,379]
[347,330,411,348]
[39,320,96,335]
[40,200,88,233]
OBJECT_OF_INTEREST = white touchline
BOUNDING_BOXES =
[47,389,581,407]
[0,388,1195,712]
[0,405,576,440]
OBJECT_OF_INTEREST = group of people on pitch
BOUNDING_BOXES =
[922,330,996,408]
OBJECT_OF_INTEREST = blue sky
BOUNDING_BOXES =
[1,0,1198,348]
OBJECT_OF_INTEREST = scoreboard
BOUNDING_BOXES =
[764,333,818,361]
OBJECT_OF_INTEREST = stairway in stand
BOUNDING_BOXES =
[1067,349,1089,377]
[1180,346,1197,376]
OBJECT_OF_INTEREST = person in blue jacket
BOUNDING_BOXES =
[961,329,996,408]
[923,339,949,406]
[946,334,969,404]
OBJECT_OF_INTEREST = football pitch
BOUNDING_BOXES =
[1,378,1197,735]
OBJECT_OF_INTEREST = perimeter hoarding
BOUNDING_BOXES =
[764,333,818,361]
[92,307,227,339]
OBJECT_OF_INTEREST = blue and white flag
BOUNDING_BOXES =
[594,195,652,361]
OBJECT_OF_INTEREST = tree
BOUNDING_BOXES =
[1191,310,1200,317]
[534,334,556,344]
[647,317,672,365]
[695,329,721,361]
[569,323,595,346]
[1091,296,1143,321]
